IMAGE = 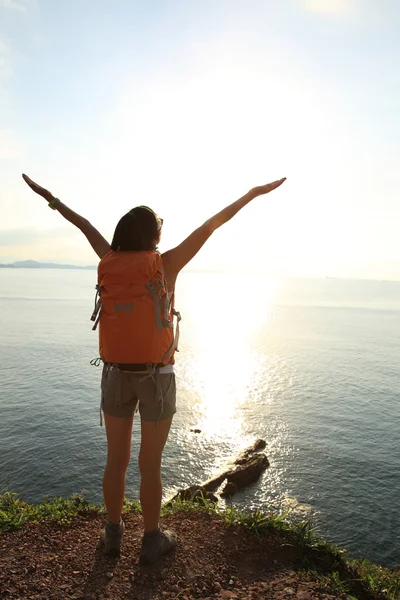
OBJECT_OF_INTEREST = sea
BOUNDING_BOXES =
[0,269,399,567]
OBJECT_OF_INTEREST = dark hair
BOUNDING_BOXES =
[111,206,163,251]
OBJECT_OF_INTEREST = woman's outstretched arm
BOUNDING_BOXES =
[22,174,111,260]
[162,177,286,282]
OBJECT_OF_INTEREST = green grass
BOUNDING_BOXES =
[1,491,399,600]
[348,559,400,600]
[0,491,141,532]
[0,492,100,531]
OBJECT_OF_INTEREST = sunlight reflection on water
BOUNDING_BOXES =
[176,273,278,440]
[165,273,289,500]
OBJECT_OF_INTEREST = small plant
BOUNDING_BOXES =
[350,558,400,600]
[161,492,217,517]
[121,498,141,514]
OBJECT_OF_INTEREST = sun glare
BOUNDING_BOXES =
[178,273,277,438]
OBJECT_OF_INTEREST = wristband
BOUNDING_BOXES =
[48,197,59,210]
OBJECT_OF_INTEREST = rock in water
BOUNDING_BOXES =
[220,482,238,497]
[166,439,270,503]
[202,473,229,492]
[221,454,269,496]
[234,439,267,465]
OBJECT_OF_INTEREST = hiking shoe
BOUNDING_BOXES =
[100,518,125,557]
[139,528,177,564]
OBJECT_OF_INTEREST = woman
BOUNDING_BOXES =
[22,172,286,563]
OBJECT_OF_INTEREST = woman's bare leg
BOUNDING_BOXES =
[139,418,172,532]
[103,413,134,524]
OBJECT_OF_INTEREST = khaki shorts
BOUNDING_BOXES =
[101,364,176,422]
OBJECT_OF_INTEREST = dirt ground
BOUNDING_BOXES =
[0,510,348,600]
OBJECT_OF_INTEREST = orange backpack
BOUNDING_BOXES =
[90,250,180,366]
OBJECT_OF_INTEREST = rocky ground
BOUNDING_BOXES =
[0,510,353,600]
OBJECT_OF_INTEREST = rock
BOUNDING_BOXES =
[204,441,269,495]
[284,588,295,595]
[219,591,238,599]
[221,482,238,497]
[168,439,269,502]
[225,453,269,490]
[253,438,267,451]
[202,472,229,492]
[234,439,267,465]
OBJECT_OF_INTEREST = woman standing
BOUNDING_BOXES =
[22,173,286,563]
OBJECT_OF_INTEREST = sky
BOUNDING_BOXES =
[0,0,399,280]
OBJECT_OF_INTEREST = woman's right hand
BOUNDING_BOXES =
[22,174,54,202]
[22,173,111,258]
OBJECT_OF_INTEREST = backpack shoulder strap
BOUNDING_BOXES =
[90,284,103,331]
[146,281,164,331]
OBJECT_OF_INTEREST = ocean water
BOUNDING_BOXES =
[0,269,399,567]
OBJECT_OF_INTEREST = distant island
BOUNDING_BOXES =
[0,260,96,270]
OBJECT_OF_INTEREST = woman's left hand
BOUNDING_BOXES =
[251,177,287,197]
